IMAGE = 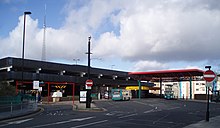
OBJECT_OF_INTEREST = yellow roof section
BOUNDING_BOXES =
[126,86,149,90]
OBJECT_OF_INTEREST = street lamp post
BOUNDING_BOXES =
[86,36,92,108]
[21,11,31,91]
[205,65,211,122]
[73,59,80,65]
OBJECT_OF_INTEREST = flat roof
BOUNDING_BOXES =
[129,69,204,81]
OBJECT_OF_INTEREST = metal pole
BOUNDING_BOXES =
[160,78,162,98]
[205,66,211,122]
[190,77,192,99]
[206,86,210,121]
[10,102,13,114]
[86,36,91,108]
[88,36,91,79]
[72,83,75,106]
[21,11,31,93]
[47,83,50,103]
[138,80,141,99]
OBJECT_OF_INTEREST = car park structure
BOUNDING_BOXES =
[0,57,136,103]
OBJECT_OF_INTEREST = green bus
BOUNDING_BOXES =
[112,89,132,101]
[164,85,174,100]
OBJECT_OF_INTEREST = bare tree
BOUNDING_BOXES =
[0,82,16,96]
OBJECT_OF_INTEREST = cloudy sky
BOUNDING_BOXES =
[1,0,220,72]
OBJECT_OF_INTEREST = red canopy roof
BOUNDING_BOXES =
[129,69,204,81]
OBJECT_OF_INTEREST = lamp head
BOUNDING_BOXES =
[205,66,211,70]
[24,11,32,15]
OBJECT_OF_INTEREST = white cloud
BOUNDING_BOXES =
[1,0,220,71]
[0,14,89,62]
[95,1,220,61]
[133,60,168,71]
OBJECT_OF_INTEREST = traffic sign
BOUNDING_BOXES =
[86,79,93,87]
[203,70,216,82]
[33,81,39,89]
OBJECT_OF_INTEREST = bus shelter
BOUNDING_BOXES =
[129,69,204,99]
[15,81,75,105]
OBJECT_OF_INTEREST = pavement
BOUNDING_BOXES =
[0,99,219,128]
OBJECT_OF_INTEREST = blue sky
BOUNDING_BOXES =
[0,0,65,37]
[1,0,220,72]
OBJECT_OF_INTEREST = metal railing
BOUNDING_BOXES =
[0,95,38,117]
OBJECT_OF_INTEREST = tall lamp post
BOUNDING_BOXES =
[73,59,80,65]
[86,36,91,108]
[205,66,211,122]
[21,11,31,91]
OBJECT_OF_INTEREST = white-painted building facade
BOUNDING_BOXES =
[152,78,220,99]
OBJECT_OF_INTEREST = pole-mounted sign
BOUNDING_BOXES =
[85,79,93,89]
[203,70,216,83]
[203,67,216,122]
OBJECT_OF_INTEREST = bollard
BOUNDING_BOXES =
[21,102,23,111]
[10,102,13,116]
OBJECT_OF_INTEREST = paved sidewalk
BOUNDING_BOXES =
[49,100,105,111]
[184,115,220,128]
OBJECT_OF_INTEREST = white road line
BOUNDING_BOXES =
[106,113,114,116]
[9,118,33,124]
[28,116,95,128]
[118,113,137,119]
[0,118,33,127]
[144,109,155,113]
[153,114,169,124]
[71,120,108,128]
[166,107,180,110]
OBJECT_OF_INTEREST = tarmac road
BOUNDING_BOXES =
[1,98,220,128]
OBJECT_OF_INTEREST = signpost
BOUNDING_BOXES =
[33,81,39,89]
[79,91,87,103]
[86,79,93,89]
[203,70,216,83]
[203,66,216,122]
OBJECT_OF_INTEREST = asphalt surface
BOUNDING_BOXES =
[0,99,220,128]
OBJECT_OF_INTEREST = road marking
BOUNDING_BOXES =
[144,109,155,113]
[27,116,95,128]
[0,118,33,127]
[106,113,114,116]
[166,107,180,110]
[71,120,108,128]
[118,113,137,119]
[153,114,169,124]
[8,118,33,124]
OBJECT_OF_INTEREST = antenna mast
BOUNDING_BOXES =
[41,4,46,61]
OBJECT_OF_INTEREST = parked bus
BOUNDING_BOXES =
[111,89,132,101]
[164,85,174,99]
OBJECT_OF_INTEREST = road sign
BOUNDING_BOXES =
[86,79,93,87]
[203,70,216,82]
[33,81,39,89]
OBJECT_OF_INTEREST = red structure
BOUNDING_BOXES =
[15,81,75,105]
[129,69,204,99]
[129,69,204,81]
